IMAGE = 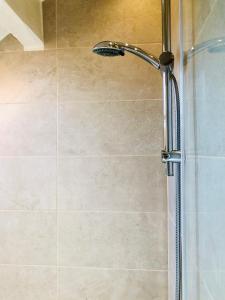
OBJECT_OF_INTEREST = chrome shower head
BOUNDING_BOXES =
[92,41,125,57]
[93,41,160,70]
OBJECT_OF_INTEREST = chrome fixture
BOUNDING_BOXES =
[93,41,160,70]
[92,40,181,176]
[162,150,181,163]
[161,0,174,176]
[92,3,182,299]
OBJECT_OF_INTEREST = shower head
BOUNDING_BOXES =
[92,41,125,57]
[93,41,160,70]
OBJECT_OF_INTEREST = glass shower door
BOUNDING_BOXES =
[182,0,225,299]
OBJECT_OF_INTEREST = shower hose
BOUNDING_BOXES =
[170,72,182,300]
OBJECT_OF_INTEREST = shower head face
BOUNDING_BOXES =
[92,41,125,57]
[93,40,160,70]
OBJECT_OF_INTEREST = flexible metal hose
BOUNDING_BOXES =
[170,72,182,300]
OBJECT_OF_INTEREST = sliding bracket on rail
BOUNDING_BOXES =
[161,150,181,164]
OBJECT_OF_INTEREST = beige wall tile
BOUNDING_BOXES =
[0,265,57,300]
[0,0,166,299]
[58,156,166,212]
[0,212,57,265]
[0,103,56,155]
[57,0,161,48]
[59,212,167,269]
[58,45,162,103]
[42,0,56,49]
[0,157,56,210]
[0,51,56,104]
[59,268,167,300]
[59,101,163,156]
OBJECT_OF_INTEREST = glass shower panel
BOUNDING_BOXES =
[182,0,225,299]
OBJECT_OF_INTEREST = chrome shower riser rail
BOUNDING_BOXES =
[161,0,174,176]
[161,2,182,300]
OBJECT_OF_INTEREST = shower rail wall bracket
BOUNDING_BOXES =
[161,150,181,164]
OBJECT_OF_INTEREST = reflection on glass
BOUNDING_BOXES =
[182,0,225,299]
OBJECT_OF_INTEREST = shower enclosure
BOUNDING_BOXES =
[181,0,225,299]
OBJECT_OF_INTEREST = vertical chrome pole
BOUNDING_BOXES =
[161,0,174,176]
[161,2,182,300]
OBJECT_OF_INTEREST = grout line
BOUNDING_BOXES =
[180,154,225,160]
[0,264,57,268]
[185,211,225,215]
[56,42,163,50]
[55,0,58,50]
[56,210,167,215]
[59,154,162,158]
[0,42,162,54]
[0,155,58,158]
[0,263,168,272]
[57,266,168,272]
[0,209,167,214]
[0,98,162,105]
[55,0,59,297]
[0,48,56,54]
[0,209,58,212]
[0,154,161,158]
[57,154,162,158]
[58,98,162,103]
[195,155,225,160]
[0,100,57,105]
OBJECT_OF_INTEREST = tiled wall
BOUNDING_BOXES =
[0,1,167,299]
